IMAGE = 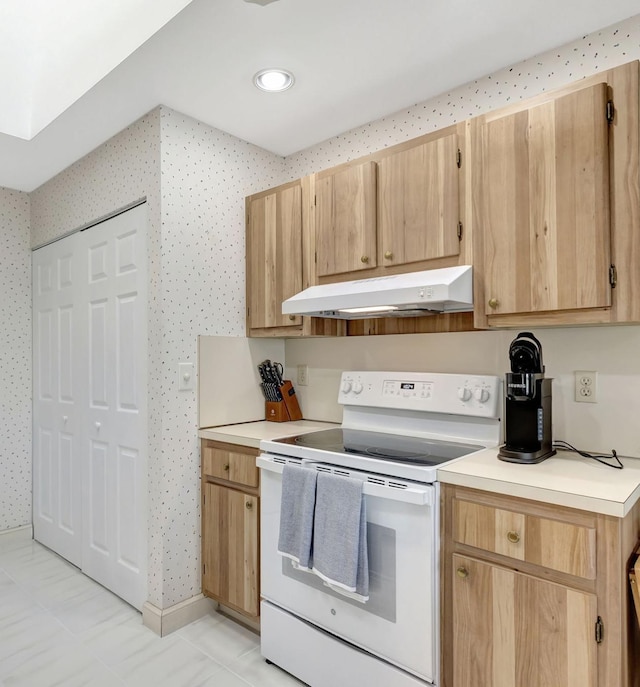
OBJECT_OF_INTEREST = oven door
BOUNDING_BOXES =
[258,454,438,683]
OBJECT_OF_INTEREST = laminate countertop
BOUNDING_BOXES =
[437,447,640,517]
[198,420,338,450]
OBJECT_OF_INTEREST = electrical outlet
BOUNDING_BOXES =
[297,364,309,386]
[574,370,597,403]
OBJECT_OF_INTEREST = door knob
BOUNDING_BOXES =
[360,255,369,264]
[223,464,229,471]
[95,422,101,430]
[62,416,68,423]
[456,566,469,579]
[288,314,296,321]
[384,251,393,260]
[488,298,500,309]
[245,501,253,510]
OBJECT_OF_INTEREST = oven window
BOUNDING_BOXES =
[282,522,397,623]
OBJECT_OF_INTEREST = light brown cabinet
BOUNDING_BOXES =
[315,161,377,277]
[441,484,640,687]
[201,439,260,618]
[472,59,640,328]
[377,132,460,269]
[246,180,304,336]
[246,178,343,338]
[314,126,466,282]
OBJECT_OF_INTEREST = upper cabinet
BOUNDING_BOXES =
[313,124,468,283]
[246,180,304,335]
[315,161,377,277]
[246,178,344,338]
[245,60,640,337]
[378,132,461,268]
[472,60,640,328]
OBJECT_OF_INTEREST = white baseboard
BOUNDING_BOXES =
[142,594,216,636]
[0,524,33,538]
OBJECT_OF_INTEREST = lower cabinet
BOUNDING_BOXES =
[201,440,260,619]
[441,484,640,687]
[452,554,597,686]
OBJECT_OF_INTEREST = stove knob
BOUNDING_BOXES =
[352,381,363,394]
[457,387,471,402]
[341,380,352,394]
[474,387,489,403]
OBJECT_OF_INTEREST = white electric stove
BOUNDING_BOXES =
[258,371,502,687]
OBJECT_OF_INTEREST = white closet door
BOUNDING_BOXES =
[33,203,148,611]
[33,237,83,566]
[80,205,148,610]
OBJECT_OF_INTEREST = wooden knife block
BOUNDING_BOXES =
[265,380,303,422]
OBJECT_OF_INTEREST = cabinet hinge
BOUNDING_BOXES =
[457,222,463,241]
[595,616,604,644]
[456,148,462,168]
[609,264,617,288]
[606,100,614,123]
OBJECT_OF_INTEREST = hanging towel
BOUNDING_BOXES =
[277,464,317,570]
[311,471,369,602]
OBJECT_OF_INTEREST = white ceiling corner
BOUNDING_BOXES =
[0,0,638,192]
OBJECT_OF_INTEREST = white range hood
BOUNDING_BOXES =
[282,265,473,319]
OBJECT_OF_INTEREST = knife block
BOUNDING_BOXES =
[265,380,303,422]
[265,400,289,422]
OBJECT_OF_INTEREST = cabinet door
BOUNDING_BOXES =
[315,161,377,276]
[378,133,460,267]
[452,555,597,687]
[202,483,259,617]
[476,82,611,317]
[247,183,303,330]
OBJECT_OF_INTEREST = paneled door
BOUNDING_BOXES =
[33,234,83,567]
[33,203,148,610]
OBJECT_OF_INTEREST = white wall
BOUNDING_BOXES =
[0,187,31,530]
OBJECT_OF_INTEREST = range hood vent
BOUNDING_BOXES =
[282,265,473,320]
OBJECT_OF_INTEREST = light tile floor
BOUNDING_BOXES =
[0,528,306,687]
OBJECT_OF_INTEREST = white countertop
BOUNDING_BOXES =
[437,447,640,517]
[198,420,338,449]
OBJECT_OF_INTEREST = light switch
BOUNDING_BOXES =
[179,362,195,391]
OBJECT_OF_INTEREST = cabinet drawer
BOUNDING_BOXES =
[202,443,259,488]
[453,498,596,580]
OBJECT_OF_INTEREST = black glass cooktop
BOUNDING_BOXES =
[273,428,480,467]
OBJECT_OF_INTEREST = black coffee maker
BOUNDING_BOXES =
[498,332,556,464]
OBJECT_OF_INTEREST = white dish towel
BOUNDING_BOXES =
[311,471,369,602]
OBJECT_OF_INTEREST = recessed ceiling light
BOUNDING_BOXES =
[253,69,295,93]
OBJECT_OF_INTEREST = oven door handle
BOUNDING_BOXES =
[257,456,434,506]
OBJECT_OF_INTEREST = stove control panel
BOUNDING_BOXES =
[338,371,501,418]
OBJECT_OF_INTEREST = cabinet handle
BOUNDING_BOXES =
[223,464,229,471]
[507,530,521,544]
[384,251,393,260]
[360,255,369,263]
[488,298,500,309]
[288,314,296,321]
[245,501,253,510]
[456,566,469,579]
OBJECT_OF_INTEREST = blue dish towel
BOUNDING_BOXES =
[311,471,369,602]
[277,464,317,570]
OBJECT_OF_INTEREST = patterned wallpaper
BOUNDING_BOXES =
[157,108,286,602]
[0,188,31,531]
[18,12,640,610]
[286,14,640,178]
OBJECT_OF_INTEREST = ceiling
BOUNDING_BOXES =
[2,0,639,192]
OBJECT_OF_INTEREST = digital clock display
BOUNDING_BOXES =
[400,383,415,390]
